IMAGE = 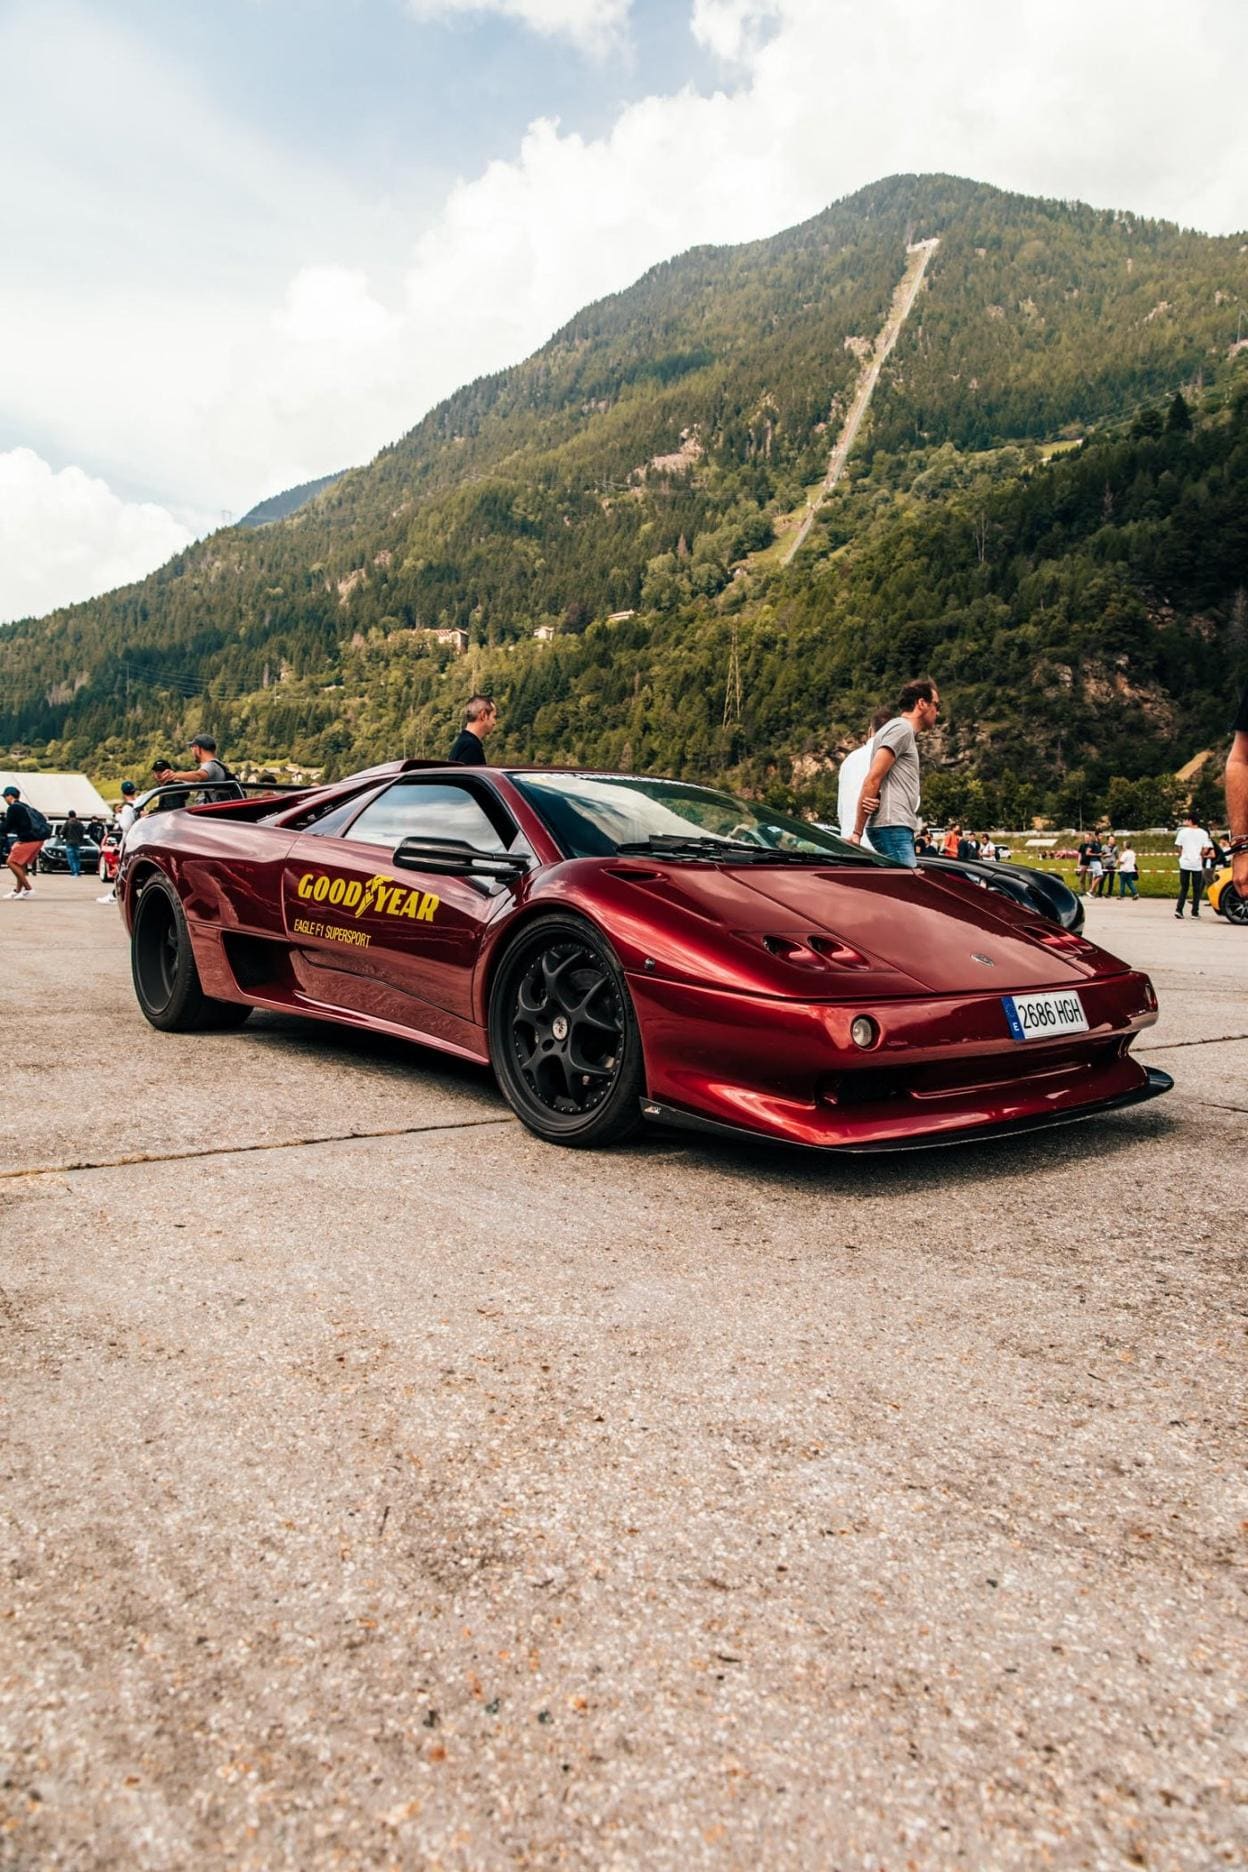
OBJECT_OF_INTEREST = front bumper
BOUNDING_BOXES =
[629,969,1164,1150]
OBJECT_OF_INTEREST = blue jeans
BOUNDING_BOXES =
[66,846,81,877]
[870,825,917,868]
[1119,874,1137,898]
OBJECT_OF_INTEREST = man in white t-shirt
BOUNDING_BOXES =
[836,708,891,850]
[1173,811,1212,919]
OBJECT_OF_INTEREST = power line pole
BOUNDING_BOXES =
[723,624,743,729]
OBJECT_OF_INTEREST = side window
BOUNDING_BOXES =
[345,781,508,853]
[301,790,385,838]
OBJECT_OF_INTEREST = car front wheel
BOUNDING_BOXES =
[131,873,252,1031]
[1222,886,1248,927]
[489,915,644,1146]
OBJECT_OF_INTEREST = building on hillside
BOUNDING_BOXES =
[431,628,469,653]
[534,624,558,642]
[0,770,111,821]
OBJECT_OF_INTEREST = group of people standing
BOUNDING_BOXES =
[2,734,230,904]
[918,826,1004,863]
[1075,835,1141,900]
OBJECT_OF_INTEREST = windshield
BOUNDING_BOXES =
[508,772,889,863]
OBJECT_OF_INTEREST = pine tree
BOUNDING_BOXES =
[1165,392,1193,434]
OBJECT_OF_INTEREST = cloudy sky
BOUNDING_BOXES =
[2,0,1245,624]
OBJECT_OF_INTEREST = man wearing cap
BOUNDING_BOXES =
[157,734,228,786]
[2,785,47,898]
[97,782,139,905]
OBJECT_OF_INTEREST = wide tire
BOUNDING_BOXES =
[1222,886,1248,927]
[489,914,644,1147]
[131,873,252,1032]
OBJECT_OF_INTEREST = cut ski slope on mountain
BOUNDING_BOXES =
[782,236,939,563]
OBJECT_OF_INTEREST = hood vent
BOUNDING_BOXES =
[751,932,871,970]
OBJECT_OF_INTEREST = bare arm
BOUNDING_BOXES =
[1227,729,1248,895]
[158,762,213,784]
[850,745,896,842]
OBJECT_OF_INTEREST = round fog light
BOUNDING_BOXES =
[851,1015,878,1050]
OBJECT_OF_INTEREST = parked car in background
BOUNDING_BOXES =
[38,824,103,874]
[98,829,122,883]
[1207,865,1248,926]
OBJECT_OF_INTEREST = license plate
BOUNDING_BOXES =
[1002,990,1089,1041]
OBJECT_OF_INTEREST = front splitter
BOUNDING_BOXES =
[639,1066,1174,1154]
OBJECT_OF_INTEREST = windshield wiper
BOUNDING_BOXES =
[614,835,862,865]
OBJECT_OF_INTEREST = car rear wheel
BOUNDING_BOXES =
[132,873,252,1032]
[489,915,644,1147]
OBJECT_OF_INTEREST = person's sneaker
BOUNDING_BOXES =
[96,891,116,904]
[1174,910,1183,919]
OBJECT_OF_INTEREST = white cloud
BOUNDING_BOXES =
[274,267,398,347]
[690,0,782,61]
[0,450,192,625]
[405,0,631,57]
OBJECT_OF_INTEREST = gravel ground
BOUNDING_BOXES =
[1,879,1245,1870]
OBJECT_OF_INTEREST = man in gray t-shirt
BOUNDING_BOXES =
[848,677,941,869]
[159,733,228,788]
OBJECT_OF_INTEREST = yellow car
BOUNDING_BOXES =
[1207,865,1248,925]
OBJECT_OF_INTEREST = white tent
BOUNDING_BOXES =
[0,771,111,821]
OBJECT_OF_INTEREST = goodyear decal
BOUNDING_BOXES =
[290,871,440,949]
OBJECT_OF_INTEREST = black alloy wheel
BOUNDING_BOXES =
[1222,886,1248,926]
[131,872,252,1032]
[489,915,644,1146]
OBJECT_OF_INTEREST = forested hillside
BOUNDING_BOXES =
[237,472,342,528]
[2,172,1246,819]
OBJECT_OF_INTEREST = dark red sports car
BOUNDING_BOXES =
[120,761,1170,1151]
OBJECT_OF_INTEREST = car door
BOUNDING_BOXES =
[281,776,526,1050]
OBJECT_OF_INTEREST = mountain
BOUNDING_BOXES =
[1,172,1246,821]
[237,472,343,528]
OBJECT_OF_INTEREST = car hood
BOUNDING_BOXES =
[639,863,1121,995]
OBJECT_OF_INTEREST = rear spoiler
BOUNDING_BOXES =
[133,779,314,821]
[133,758,457,822]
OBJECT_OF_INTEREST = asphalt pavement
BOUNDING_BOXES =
[1,877,1245,1869]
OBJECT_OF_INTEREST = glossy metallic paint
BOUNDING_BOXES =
[121,764,1168,1150]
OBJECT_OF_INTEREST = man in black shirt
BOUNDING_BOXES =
[62,809,85,877]
[1227,683,1248,900]
[448,695,497,765]
[2,786,46,898]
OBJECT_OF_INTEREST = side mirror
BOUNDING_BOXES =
[392,835,529,878]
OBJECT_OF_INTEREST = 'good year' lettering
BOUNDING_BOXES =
[294,872,439,923]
